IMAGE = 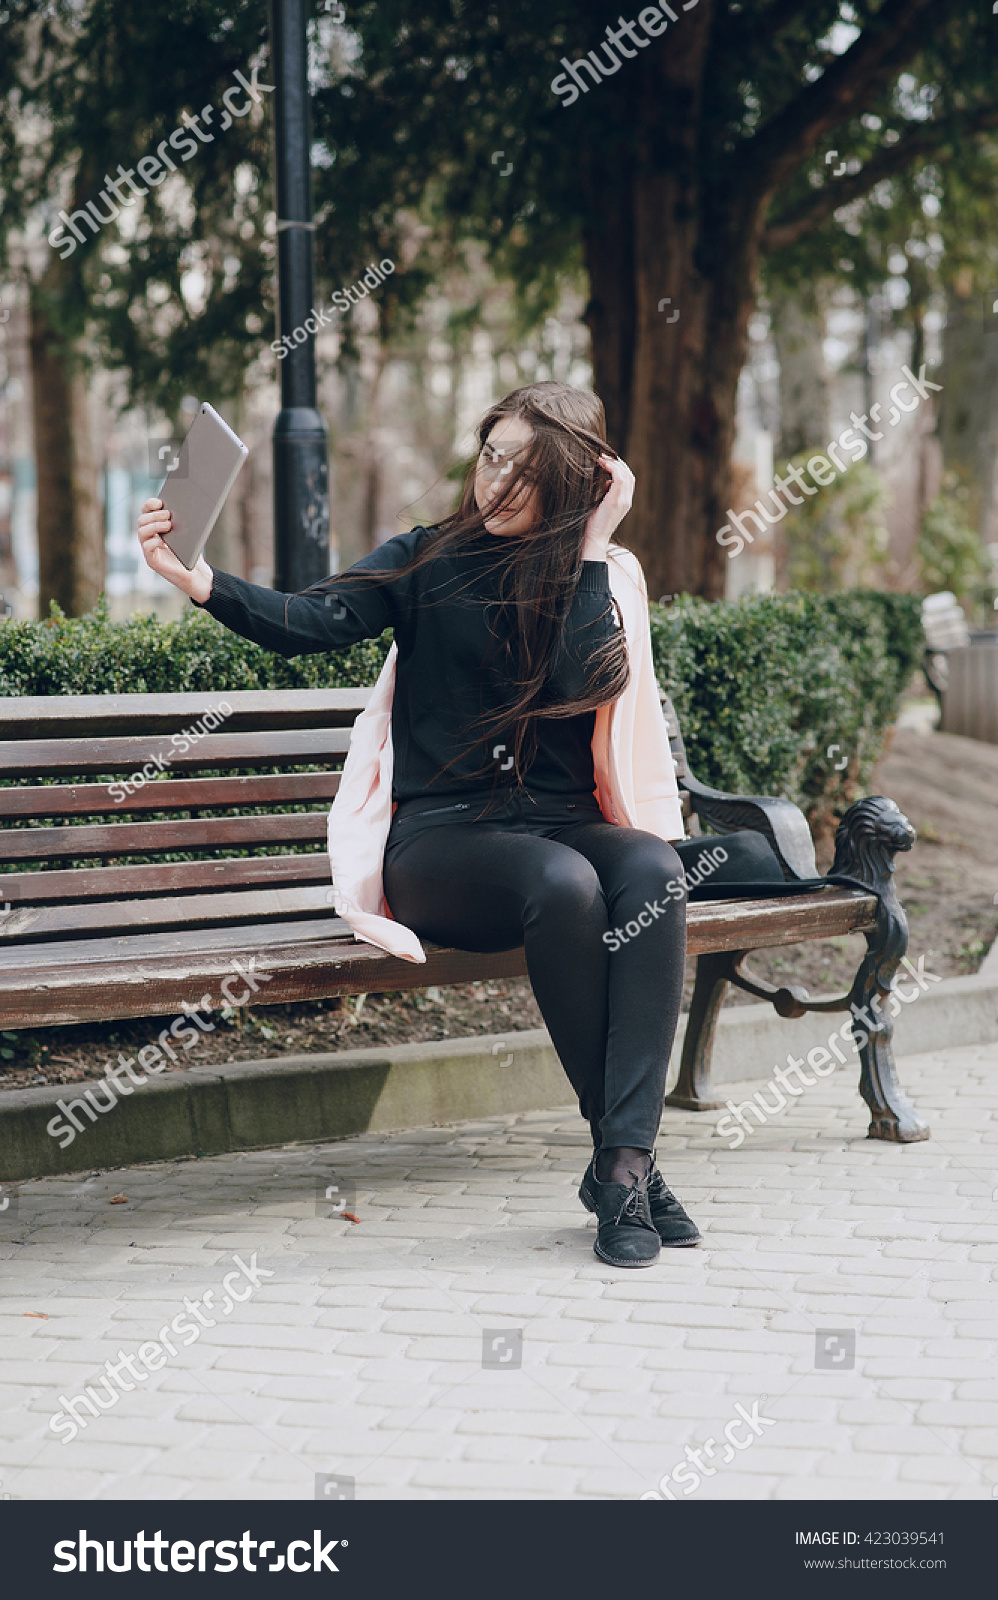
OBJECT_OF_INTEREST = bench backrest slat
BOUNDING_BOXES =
[0,728,349,778]
[0,687,372,736]
[0,812,328,864]
[0,771,341,820]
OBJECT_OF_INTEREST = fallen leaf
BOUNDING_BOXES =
[109,1194,128,1204]
[24,1312,49,1319]
[342,1212,361,1224]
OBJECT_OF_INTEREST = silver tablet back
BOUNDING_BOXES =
[161,403,249,570]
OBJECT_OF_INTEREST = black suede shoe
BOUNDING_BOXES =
[584,1167,661,1268]
[579,1155,700,1248]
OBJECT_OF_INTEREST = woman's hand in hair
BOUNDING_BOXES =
[137,499,214,604]
[581,454,634,561]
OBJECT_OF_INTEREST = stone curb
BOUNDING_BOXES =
[1,970,995,1183]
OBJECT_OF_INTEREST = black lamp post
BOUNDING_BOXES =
[270,0,330,592]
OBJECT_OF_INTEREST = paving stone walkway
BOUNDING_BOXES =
[1,1040,997,1501]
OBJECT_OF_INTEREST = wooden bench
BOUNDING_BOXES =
[0,689,928,1143]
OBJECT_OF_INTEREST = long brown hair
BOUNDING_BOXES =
[304,381,631,787]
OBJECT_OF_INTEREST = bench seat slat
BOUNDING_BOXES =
[0,914,355,971]
[0,811,328,863]
[0,728,350,778]
[687,890,875,952]
[0,771,341,820]
[0,891,878,1028]
[0,883,340,941]
[0,937,530,1029]
[0,852,330,904]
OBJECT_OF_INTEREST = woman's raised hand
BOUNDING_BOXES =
[582,454,635,561]
[137,499,214,604]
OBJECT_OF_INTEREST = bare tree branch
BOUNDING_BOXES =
[730,0,939,203]
[747,0,817,42]
[762,101,998,252]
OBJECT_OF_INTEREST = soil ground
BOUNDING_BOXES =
[3,722,996,1097]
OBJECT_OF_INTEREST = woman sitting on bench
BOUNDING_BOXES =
[138,381,712,1267]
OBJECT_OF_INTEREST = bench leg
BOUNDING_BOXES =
[663,950,741,1112]
[830,796,930,1144]
[851,955,931,1143]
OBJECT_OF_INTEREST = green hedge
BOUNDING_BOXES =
[0,591,924,824]
[0,599,391,697]
[650,590,924,827]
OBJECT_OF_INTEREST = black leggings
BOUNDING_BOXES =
[384,799,687,1152]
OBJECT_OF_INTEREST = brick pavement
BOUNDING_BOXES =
[1,1039,996,1501]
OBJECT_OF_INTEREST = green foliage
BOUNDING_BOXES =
[310,3,998,321]
[780,458,892,593]
[4,1,990,427]
[762,17,998,332]
[649,590,924,829]
[1,591,923,829]
[917,494,993,610]
[0,597,390,697]
[0,0,274,417]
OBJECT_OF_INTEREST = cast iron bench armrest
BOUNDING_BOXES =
[682,772,819,882]
[661,690,817,880]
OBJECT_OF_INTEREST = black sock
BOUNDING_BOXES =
[596,1146,651,1186]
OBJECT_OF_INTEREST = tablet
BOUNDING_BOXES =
[159,402,249,571]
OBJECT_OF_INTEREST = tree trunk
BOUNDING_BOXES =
[939,282,998,544]
[576,0,939,600]
[583,180,635,454]
[770,287,831,460]
[29,261,103,617]
[582,16,760,603]
[586,191,761,602]
[360,453,380,554]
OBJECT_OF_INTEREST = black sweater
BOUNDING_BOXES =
[196,526,619,805]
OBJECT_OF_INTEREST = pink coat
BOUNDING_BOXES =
[326,543,686,963]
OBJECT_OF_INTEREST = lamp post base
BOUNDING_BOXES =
[273,406,330,592]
